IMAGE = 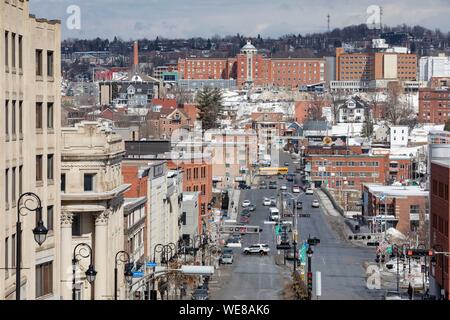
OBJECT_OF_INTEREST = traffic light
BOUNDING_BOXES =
[375,254,380,263]
[307,272,313,291]
[375,254,385,263]
[406,249,434,257]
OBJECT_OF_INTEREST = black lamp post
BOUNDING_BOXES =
[72,243,96,300]
[15,192,48,300]
[114,251,133,300]
[307,246,314,300]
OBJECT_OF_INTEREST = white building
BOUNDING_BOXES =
[338,96,368,123]
[1,1,62,300]
[181,192,201,241]
[390,126,409,147]
[60,121,130,300]
[419,54,450,83]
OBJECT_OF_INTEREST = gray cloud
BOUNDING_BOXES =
[29,0,450,39]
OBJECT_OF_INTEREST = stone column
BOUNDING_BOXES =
[94,209,110,300]
[60,211,73,300]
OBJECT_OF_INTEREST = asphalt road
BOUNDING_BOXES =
[212,151,384,300]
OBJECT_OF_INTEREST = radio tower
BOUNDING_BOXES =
[379,6,383,32]
[327,14,330,32]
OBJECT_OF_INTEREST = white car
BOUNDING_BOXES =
[312,200,320,208]
[281,185,287,190]
[219,254,234,264]
[242,200,251,207]
[305,188,314,195]
[243,244,270,255]
[263,198,271,206]
[292,186,301,193]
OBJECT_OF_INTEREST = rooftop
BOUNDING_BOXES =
[364,184,428,197]
[431,159,450,168]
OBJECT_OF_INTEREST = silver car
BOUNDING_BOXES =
[220,253,234,264]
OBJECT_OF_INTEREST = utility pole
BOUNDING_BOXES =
[292,201,297,273]
[327,14,330,33]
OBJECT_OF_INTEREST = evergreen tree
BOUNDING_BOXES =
[196,87,223,131]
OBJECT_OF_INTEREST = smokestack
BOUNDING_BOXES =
[133,41,139,67]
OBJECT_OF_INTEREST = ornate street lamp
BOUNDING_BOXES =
[16,192,47,300]
[114,251,133,300]
[72,243,96,300]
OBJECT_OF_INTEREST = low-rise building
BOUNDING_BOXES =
[362,184,429,237]
[419,87,450,125]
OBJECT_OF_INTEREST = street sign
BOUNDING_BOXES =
[220,225,262,234]
[146,262,157,268]
[299,213,311,218]
[132,271,144,278]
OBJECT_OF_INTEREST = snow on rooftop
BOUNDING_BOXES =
[365,184,428,197]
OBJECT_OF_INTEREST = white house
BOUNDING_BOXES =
[390,125,409,147]
[338,96,368,123]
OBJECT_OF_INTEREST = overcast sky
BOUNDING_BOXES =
[30,0,450,40]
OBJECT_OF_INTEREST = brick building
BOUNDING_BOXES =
[178,41,326,89]
[430,159,449,299]
[388,155,414,183]
[362,184,429,236]
[419,87,450,124]
[335,47,417,82]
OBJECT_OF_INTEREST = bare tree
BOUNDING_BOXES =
[307,93,327,121]
[328,90,346,124]
[384,82,415,126]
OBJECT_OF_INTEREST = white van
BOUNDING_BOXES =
[269,207,280,221]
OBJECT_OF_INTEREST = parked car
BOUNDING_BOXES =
[284,162,289,166]
[240,210,251,217]
[269,181,277,189]
[247,204,256,211]
[191,288,209,300]
[243,244,270,255]
[286,174,294,182]
[242,200,251,207]
[263,197,272,206]
[222,248,234,255]
[281,185,287,190]
[292,185,301,193]
[305,188,314,195]
[225,239,242,248]
[230,234,241,241]
[239,183,251,190]
[259,184,268,189]
[219,253,234,264]
[296,201,303,209]
[312,199,320,208]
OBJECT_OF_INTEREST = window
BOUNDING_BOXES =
[19,166,22,195]
[47,154,54,181]
[5,100,9,136]
[12,167,16,204]
[84,174,94,191]
[18,35,22,69]
[5,169,9,205]
[11,234,15,269]
[5,31,8,67]
[19,101,22,135]
[433,180,438,196]
[11,33,15,68]
[5,237,9,279]
[12,100,16,136]
[47,103,53,129]
[72,214,81,236]
[410,205,420,214]
[439,182,444,198]
[201,184,206,195]
[47,51,54,77]
[36,155,43,182]
[36,102,43,129]
[47,206,53,232]
[61,173,66,192]
[36,261,53,297]
[36,49,43,76]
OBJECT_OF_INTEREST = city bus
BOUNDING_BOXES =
[258,167,289,176]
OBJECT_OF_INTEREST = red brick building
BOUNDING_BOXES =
[430,159,450,299]
[419,87,450,124]
[388,155,414,183]
[362,184,429,236]
[178,41,326,89]
[167,156,213,234]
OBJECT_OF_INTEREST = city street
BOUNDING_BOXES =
[212,151,384,300]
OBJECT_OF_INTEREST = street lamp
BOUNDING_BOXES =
[114,250,133,300]
[72,243,96,300]
[306,246,314,300]
[15,192,48,300]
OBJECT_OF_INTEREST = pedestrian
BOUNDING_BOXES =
[408,283,413,300]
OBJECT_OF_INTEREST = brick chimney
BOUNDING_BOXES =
[133,40,139,67]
